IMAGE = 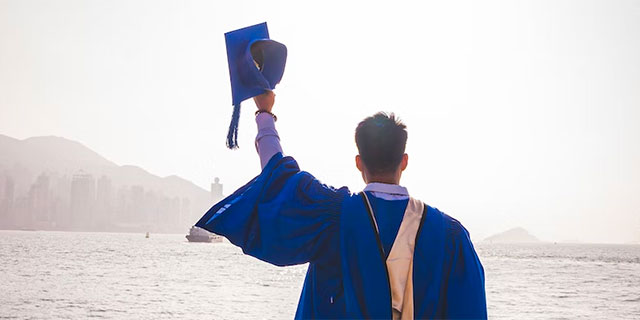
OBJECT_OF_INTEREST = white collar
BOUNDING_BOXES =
[363,182,409,197]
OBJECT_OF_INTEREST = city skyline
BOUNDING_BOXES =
[0,134,224,234]
[1,132,637,244]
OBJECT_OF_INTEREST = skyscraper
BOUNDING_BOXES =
[70,171,96,229]
[211,177,223,201]
[0,176,15,227]
[29,173,51,225]
[96,175,113,228]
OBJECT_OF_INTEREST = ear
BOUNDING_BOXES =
[355,154,364,172]
[400,154,408,171]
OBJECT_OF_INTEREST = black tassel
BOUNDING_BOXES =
[226,103,241,149]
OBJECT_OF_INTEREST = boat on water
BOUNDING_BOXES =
[186,226,223,243]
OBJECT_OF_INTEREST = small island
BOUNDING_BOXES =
[483,227,541,244]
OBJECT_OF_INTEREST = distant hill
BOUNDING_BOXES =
[483,227,541,243]
[0,134,209,200]
[0,134,214,232]
[0,134,116,172]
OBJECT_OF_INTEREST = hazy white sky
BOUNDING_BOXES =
[1,0,639,243]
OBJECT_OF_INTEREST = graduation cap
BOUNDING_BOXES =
[224,22,287,149]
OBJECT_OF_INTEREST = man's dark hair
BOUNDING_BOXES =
[355,112,408,175]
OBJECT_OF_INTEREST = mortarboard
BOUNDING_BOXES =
[224,22,287,149]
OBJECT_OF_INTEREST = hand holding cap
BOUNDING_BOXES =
[224,22,287,149]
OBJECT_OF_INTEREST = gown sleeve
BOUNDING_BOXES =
[444,220,488,319]
[195,153,349,266]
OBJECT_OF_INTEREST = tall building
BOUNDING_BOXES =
[143,189,158,226]
[170,196,181,230]
[96,175,113,228]
[130,185,145,224]
[211,177,223,201]
[181,197,192,227]
[0,176,15,227]
[29,173,51,225]
[70,171,96,229]
[52,175,71,228]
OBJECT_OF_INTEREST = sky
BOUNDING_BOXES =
[1,0,639,243]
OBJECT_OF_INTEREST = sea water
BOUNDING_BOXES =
[1,231,638,319]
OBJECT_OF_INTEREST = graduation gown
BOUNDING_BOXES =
[196,153,487,319]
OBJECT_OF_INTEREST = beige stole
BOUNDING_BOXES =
[363,194,425,320]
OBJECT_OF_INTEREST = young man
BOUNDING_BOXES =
[196,91,487,319]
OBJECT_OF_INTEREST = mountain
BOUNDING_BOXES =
[0,134,215,233]
[0,134,116,173]
[0,134,209,199]
[483,227,541,244]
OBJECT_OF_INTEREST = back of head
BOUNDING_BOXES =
[355,112,408,175]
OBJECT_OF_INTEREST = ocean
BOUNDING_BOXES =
[1,231,638,319]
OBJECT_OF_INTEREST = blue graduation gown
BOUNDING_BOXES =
[196,153,487,319]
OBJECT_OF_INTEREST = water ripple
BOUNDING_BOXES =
[1,231,638,319]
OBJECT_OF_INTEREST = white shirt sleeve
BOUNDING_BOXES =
[255,112,283,169]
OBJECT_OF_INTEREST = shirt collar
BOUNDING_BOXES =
[363,182,409,196]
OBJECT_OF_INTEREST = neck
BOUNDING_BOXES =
[367,175,400,185]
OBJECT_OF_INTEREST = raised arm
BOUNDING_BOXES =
[253,91,282,169]
[196,153,348,266]
[196,91,349,266]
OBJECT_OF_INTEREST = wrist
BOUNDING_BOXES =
[255,109,277,122]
